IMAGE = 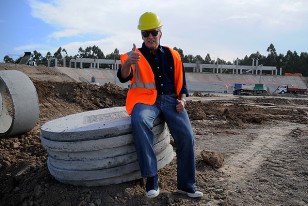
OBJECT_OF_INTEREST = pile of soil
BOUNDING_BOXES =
[0,64,307,206]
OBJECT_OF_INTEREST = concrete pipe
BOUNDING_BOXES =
[0,70,39,137]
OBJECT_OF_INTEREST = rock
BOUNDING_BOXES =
[78,200,87,206]
[34,185,43,198]
[201,150,224,169]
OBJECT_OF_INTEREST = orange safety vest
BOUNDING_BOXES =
[120,47,183,115]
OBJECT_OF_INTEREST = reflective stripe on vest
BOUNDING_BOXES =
[126,51,155,89]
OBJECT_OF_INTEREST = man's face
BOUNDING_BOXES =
[141,29,162,50]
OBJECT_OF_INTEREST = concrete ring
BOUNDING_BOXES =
[0,70,39,137]
[47,144,174,182]
[48,134,171,170]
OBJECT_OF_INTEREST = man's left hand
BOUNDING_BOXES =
[176,99,185,113]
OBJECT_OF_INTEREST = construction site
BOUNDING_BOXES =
[0,62,308,206]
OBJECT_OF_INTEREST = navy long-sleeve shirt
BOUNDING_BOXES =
[117,43,189,96]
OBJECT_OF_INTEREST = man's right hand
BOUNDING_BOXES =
[121,43,139,79]
[127,43,140,65]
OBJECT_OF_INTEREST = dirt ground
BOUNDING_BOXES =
[0,64,307,206]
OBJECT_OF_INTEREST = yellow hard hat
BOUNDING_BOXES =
[138,12,162,30]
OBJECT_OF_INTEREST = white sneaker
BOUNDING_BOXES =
[177,189,203,198]
[146,188,160,198]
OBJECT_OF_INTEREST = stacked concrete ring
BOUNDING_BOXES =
[40,106,175,186]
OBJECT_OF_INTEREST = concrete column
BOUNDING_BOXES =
[256,59,259,75]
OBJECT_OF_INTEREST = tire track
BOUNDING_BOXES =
[221,123,306,184]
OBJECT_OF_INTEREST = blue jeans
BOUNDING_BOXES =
[131,94,196,192]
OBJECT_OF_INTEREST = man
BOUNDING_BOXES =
[118,11,203,199]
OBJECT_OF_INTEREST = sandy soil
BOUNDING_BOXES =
[0,64,308,206]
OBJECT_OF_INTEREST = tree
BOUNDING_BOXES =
[84,46,92,57]
[240,55,250,65]
[40,52,51,66]
[113,48,120,60]
[276,53,284,71]
[77,46,105,59]
[298,52,308,76]
[267,43,277,56]
[173,47,184,59]
[78,47,85,58]
[2,43,307,76]
[284,50,297,73]
[194,55,204,64]
[204,54,211,64]
[248,51,265,66]
[266,44,277,66]
[217,57,227,65]
[62,48,68,57]
[105,48,120,60]
[249,51,263,60]
[31,50,43,65]
[184,54,194,63]
[92,45,105,59]
[3,55,15,63]
[54,47,63,59]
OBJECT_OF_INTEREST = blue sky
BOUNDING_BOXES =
[1,0,308,63]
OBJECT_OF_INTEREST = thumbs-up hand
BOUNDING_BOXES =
[132,43,136,51]
[128,43,140,64]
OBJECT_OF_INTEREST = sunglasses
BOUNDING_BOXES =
[141,30,160,37]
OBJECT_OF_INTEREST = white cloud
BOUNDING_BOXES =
[14,44,43,51]
[58,32,143,57]
[49,29,83,39]
[27,0,308,61]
